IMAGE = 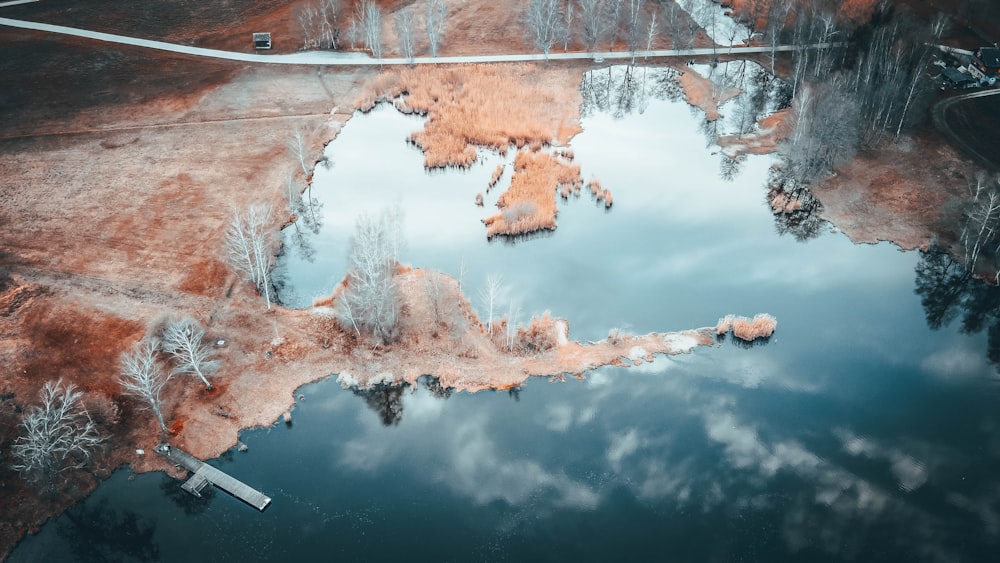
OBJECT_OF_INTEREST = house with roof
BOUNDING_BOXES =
[253,32,272,50]
[969,47,1000,81]
[942,66,978,89]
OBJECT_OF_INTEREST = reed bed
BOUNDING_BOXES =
[488,164,504,190]
[715,314,777,342]
[483,150,582,238]
[586,178,613,208]
[358,64,583,169]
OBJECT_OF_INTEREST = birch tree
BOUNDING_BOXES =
[394,8,417,64]
[525,0,565,58]
[425,0,447,57]
[624,0,644,58]
[645,4,657,56]
[355,0,383,59]
[298,0,343,50]
[11,380,103,492]
[287,128,311,178]
[336,208,404,344]
[478,274,504,336]
[578,0,609,53]
[225,204,276,309]
[162,318,219,390]
[961,173,1000,272]
[119,338,171,432]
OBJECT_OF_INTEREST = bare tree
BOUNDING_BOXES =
[578,0,609,53]
[502,301,521,352]
[561,0,575,51]
[119,338,171,432]
[785,78,860,186]
[162,318,219,390]
[355,0,383,59]
[525,0,565,58]
[287,128,312,179]
[645,4,658,56]
[961,173,1000,271]
[225,204,276,309]
[336,207,404,344]
[11,380,103,492]
[394,8,417,64]
[298,0,343,50]
[624,0,643,58]
[478,274,504,335]
[425,0,447,57]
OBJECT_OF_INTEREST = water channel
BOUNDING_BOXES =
[10,64,1000,562]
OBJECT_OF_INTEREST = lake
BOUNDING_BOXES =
[10,64,1000,562]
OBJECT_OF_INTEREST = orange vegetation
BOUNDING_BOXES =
[488,164,505,189]
[715,314,778,342]
[482,150,581,238]
[358,64,583,169]
[677,70,742,122]
[330,268,719,392]
[586,178,613,208]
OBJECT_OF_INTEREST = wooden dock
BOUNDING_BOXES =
[155,443,271,511]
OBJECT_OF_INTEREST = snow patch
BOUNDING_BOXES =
[370,371,395,386]
[663,333,699,353]
[336,372,359,388]
[628,346,649,361]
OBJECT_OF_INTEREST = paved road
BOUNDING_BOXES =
[0,0,39,8]
[0,17,834,66]
[933,88,1000,171]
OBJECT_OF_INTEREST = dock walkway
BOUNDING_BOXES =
[155,443,271,511]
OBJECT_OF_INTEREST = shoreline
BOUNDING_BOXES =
[1,20,986,560]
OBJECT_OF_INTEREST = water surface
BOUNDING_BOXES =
[11,65,1000,563]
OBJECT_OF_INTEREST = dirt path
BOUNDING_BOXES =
[933,89,1000,172]
[0,17,836,65]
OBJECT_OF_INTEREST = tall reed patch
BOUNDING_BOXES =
[361,64,583,169]
[488,164,505,190]
[483,150,582,238]
[716,314,777,342]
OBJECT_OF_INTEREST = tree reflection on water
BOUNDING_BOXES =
[352,376,456,427]
[579,65,682,120]
[56,497,158,562]
[916,246,1000,367]
[159,473,214,516]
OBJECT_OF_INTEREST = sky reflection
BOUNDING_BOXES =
[12,63,1000,563]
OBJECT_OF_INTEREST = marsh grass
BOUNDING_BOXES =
[488,164,505,190]
[587,177,613,208]
[715,314,777,342]
[491,311,561,355]
[359,64,583,169]
[483,150,582,238]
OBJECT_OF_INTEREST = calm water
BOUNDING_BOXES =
[11,65,1000,562]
